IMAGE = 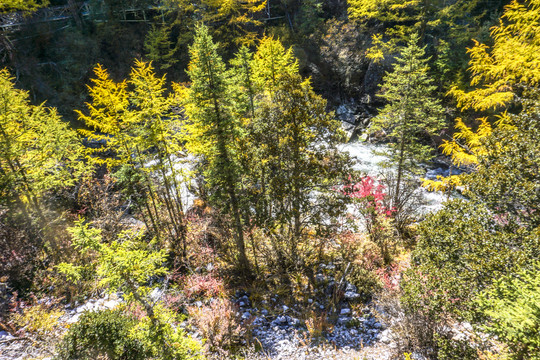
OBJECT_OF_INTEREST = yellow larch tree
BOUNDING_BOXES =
[423,0,540,193]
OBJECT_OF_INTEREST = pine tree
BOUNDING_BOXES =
[348,0,500,61]
[182,24,250,273]
[165,0,266,48]
[252,36,298,92]
[449,0,540,112]
[144,25,179,71]
[77,64,162,238]
[369,33,444,205]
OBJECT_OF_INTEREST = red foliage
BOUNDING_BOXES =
[342,175,394,216]
[180,273,226,300]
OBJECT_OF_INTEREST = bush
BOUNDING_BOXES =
[188,298,244,353]
[477,264,540,360]
[182,273,226,300]
[401,200,531,321]
[435,333,478,360]
[10,297,64,341]
[129,305,204,360]
[56,309,147,360]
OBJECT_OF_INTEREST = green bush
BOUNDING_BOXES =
[477,264,540,360]
[435,333,478,360]
[56,309,147,360]
[401,200,532,321]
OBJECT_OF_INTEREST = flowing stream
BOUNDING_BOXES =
[169,138,448,215]
[340,141,449,214]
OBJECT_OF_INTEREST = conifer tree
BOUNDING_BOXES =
[348,0,499,61]
[255,72,351,265]
[77,64,161,238]
[402,4,540,356]
[165,0,266,47]
[182,24,250,272]
[144,25,179,72]
[0,0,47,14]
[369,33,444,205]
[58,219,203,360]
[249,38,352,270]
[0,69,83,217]
[252,37,298,92]
[78,62,189,258]
[424,0,540,193]
[0,68,84,258]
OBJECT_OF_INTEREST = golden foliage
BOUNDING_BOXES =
[424,0,539,192]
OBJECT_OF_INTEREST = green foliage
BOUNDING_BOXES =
[181,23,250,271]
[403,97,540,349]
[130,304,204,360]
[403,6,540,351]
[58,220,203,359]
[251,36,299,91]
[165,0,266,48]
[370,33,444,204]
[56,309,147,360]
[434,333,478,360]
[180,29,352,276]
[348,0,501,63]
[402,200,529,319]
[144,26,179,71]
[237,36,353,272]
[60,219,168,301]
[468,90,540,230]
[450,0,540,112]
[78,60,189,254]
[477,263,540,360]
[11,301,64,341]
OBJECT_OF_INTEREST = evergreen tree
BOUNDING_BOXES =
[348,0,501,60]
[182,24,250,273]
[144,26,179,72]
[58,219,203,360]
[252,36,298,92]
[402,3,540,357]
[369,33,444,205]
[165,0,266,48]
[248,37,353,271]
[424,0,540,192]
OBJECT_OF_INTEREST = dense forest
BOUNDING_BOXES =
[0,0,539,359]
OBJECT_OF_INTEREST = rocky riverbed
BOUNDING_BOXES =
[0,278,404,360]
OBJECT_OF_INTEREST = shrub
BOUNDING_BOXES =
[56,309,147,360]
[182,273,226,300]
[188,298,244,353]
[401,200,531,321]
[304,310,332,342]
[10,298,64,341]
[477,264,540,360]
[129,305,204,360]
[435,333,479,360]
[375,283,441,359]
